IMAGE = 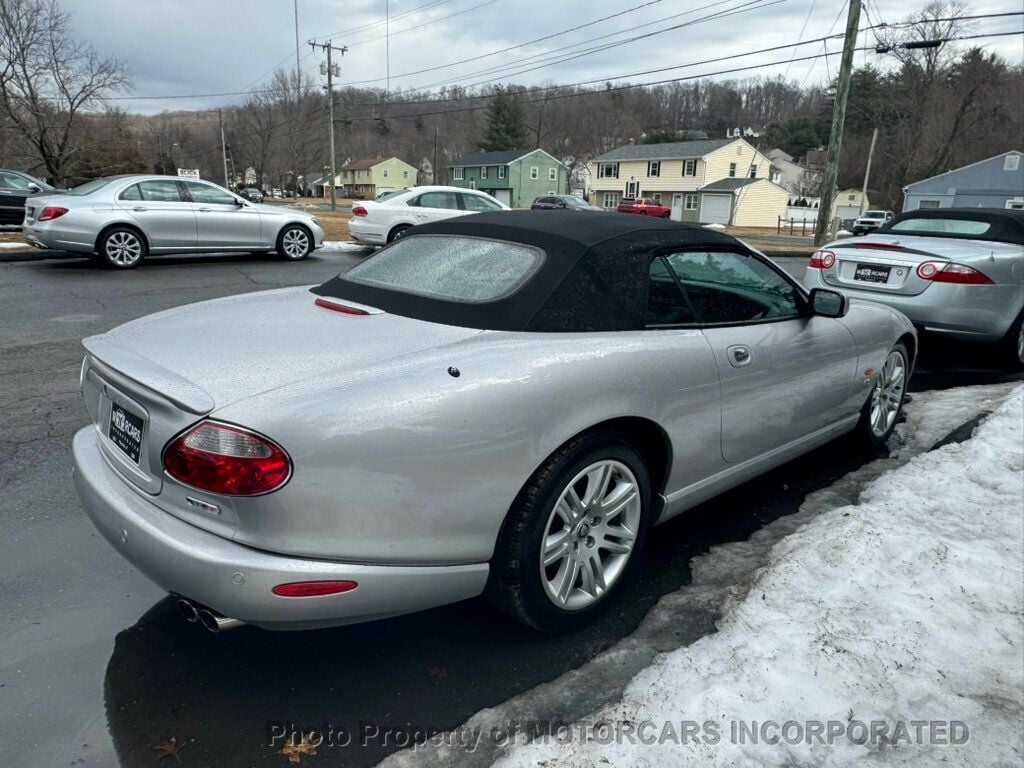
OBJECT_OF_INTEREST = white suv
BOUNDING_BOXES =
[851,209,894,235]
[347,186,510,245]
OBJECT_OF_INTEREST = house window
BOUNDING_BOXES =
[548,167,556,181]
[602,192,620,208]
[403,170,409,178]
[848,194,856,201]
[647,161,660,177]
[919,200,941,209]
[728,163,737,177]
[453,167,464,181]
[749,164,758,178]
[382,169,389,178]
[1004,155,1020,171]
[530,166,539,180]
[498,166,506,179]
[684,193,697,210]
[481,166,488,179]
[598,163,619,179]
[683,159,696,177]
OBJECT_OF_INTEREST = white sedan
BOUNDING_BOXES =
[348,186,509,245]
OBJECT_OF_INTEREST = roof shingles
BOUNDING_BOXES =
[592,139,735,163]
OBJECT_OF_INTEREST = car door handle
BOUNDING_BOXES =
[197,207,212,212]
[131,206,148,212]
[728,345,753,367]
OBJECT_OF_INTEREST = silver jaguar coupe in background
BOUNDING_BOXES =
[73,212,915,634]
[23,174,325,268]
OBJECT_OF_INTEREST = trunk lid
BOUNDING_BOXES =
[81,286,481,498]
[819,234,1005,296]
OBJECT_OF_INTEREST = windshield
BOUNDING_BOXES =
[66,178,113,196]
[342,235,543,303]
[565,196,591,207]
[890,217,991,235]
[864,211,886,219]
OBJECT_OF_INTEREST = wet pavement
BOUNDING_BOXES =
[0,250,1019,768]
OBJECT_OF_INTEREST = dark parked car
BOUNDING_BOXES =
[241,187,264,203]
[0,170,58,226]
[531,195,602,211]
[617,197,672,218]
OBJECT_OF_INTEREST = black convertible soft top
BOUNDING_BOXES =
[313,210,749,332]
[878,207,1024,245]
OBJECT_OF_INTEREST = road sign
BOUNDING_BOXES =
[177,168,200,179]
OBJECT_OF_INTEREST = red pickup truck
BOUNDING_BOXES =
[617,197,671,217]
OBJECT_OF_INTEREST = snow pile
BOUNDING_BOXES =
[703,223,726,230]
[0,241,30,249]
[494,388,1024,768]
[320,241,374,252]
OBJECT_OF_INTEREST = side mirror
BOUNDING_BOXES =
[558,202,567,208]
[27,183,40,193]
[809,288,847,318]
[235,197,246,206]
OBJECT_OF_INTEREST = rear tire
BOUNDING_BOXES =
[387,224,411,243]
[276,225,312,260]
[994,310,1024,372]
[97,227,146,269]
[487,431,651,633]
[854,341,909,448]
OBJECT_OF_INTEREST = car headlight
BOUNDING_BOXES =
[310,217,321,226]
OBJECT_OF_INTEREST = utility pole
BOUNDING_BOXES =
[432,126,438,185]
[860,126,878,215]
[814,0,861,246]
[309,40,347,211]
[218,109,230,188]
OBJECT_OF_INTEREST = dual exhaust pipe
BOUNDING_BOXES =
[176,598,245,633]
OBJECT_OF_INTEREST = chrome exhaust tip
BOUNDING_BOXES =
[176,599,199,623]
[197,608,245,633]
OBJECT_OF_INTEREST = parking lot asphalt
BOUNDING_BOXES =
[1,250,1020,768]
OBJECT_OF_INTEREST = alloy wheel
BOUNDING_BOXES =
[540,459,642,611]
[105,231,142,266]
[282,228,310,259]
[869,350,906,438]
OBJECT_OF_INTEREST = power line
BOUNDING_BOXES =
[344,0,499,49]
[312,0,458,42]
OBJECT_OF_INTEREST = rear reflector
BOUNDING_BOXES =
[916,261,994,285]
[853,242,904,250]
[809,250,835,269]
[164,421,291,495]
[352,205,368,217]
[315,297,369,315]
[272,580,358,597]
[38,206,69,221]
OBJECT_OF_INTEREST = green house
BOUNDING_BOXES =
[447,148,568,208]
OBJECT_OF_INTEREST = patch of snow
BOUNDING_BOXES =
[493,387,1024,768]
[375,383,1022,768]
[837,229,853,236]
[0,242,30,249]
[703,223,727,230]
[319,241,373,252]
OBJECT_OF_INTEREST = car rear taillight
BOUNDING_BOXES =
[809,250,836,269]
[314,297,369,315]
[352,205,368,217]
[38,206,69,221]
[163,421,291,495]
[916,261,994,285]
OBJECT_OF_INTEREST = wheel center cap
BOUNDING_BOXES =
[576,522,590,538]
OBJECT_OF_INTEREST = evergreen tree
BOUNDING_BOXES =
[482,86,529,151]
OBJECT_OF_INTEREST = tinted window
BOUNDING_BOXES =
[417,191,460,210]
[119,184,143,201]
[138,180,184,202]
[343,235,543,303]
[460,193,502,212]
[647,257,695,326]
[0,172,32,191]
[890,217,990,235]
[665,251,801,324]
[183,181,237,205]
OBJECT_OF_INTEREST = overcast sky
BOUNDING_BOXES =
[64,0,1024,115]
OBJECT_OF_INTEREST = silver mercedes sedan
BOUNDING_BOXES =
[72,212,915,634]
[23,174,325,268]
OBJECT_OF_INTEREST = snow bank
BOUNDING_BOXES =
[703,223,726,230]
[494,388,1024,767]
[320,241,373,252]
[0,242,30,249]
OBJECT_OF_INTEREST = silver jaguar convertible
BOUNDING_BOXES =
[72,212,915,633]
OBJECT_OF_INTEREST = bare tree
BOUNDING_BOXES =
[0,0,130,183]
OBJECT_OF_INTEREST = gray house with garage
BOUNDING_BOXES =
[903,151,1024,211]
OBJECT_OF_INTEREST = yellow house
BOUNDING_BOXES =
[335,157,418,199]
[588,138,780,224]
[831,188,870,222]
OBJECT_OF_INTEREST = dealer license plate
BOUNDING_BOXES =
[108,402,144,463]
[854,264,891,283]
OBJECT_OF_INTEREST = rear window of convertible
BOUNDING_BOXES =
[889,217,991,235]
[342,235,544,303]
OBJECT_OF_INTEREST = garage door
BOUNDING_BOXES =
[494,189,511,205]
[836,205,860,220]
[700,194,732,225]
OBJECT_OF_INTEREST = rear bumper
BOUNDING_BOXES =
[22,224,94,253]
[72,427,489,630]
[347,218,388,245]
[805,268,1022,342]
